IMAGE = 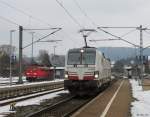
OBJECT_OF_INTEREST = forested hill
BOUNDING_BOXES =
[98,47,150,61]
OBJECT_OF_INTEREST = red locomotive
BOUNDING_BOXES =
[24,65,54,82]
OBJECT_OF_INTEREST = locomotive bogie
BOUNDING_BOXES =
[64,80,100,95]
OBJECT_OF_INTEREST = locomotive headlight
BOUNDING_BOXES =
[94,74,99,78]
[65,74,68,78]
[94,71,99,78]
[65,71,68,78]
[80,49,84,53]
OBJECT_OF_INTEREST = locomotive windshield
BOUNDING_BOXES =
[68,52,81,65]
[82,52,95,64]
[67,49,96,65]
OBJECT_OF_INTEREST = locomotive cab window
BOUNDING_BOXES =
[68,52,81,65]
[67,49,96,65]
[82,52,95,65]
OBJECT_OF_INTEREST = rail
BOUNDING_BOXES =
[26,96,92,117]
[0,81,64,100]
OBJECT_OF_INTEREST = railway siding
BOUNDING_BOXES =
[72,79,132,117]
[0,81,64,100]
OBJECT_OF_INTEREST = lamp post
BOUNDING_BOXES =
[10,30,16,86]
[53,46,57,81]
[30,32,35,64]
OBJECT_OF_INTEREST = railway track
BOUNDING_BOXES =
[26,96,93,117]
[0,88,64,106]
[0,89,68,117]
[0,81,64,100]
[24,79,117,117]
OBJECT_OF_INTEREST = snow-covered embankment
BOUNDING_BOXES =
[130,79,150,117]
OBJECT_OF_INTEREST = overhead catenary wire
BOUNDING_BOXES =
[143,30,150,36]
[97,27,140,47]
[0,0,85,47]
[0,0,53,27]
[23,28,61,31]
[23,27,67,50]
[71,0,97,27]
[71,0,139,48]
[0,15,19,26]
[71,0,140,47]
[55,0,83,28]
[89,39,120,42]
[61,30,82,47]
[142,30,150,48]
[23,28,61,49]
[120,29,137,38]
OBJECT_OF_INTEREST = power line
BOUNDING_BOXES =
[23,29,63,48]
[61,30,81,46]
[99,26,137,29]
[120,29,137,38]
[72,1,139,47]
[23,28,61,31]
[71,0,141,47]
[90,39,120,42]
[55,0,83,28]
[0,0,53,27]
[38,40,62,42]
[0,15,19,26]
[72,0,97,27]
[143,30,150,36]
[97,27,140,47]
[23,28,61,49]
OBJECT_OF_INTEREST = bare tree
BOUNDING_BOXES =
[38,50,52,67]
[0,51,10,77]
[0,45,16,55]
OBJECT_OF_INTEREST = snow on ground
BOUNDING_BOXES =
[0,76,26,83]
[0,90,68,117]
[130,79,150,117]
[0,77,64,88]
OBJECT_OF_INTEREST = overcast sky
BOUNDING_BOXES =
[1,0,150,57]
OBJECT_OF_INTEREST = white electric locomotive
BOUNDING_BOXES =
[64,47,111,95]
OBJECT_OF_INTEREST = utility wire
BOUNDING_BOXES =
[0,15,19,26]
[72,0,138,47]
[23,28,61,49]
[55,0,83,28]
[120,29,137,38]
[90,39,119,42]
[71,0,139,46]
[55,0,88,46]
[97,27,140,47]
[142,30,150,48]
[0,0,53,27]
[143,30,150,36]
[23,28,61,30]
[61,30,81,46]
[72,0,97,27]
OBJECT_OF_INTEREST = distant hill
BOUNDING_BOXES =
[98,47,150,61]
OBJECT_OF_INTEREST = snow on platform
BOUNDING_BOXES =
[130,79,150,117]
